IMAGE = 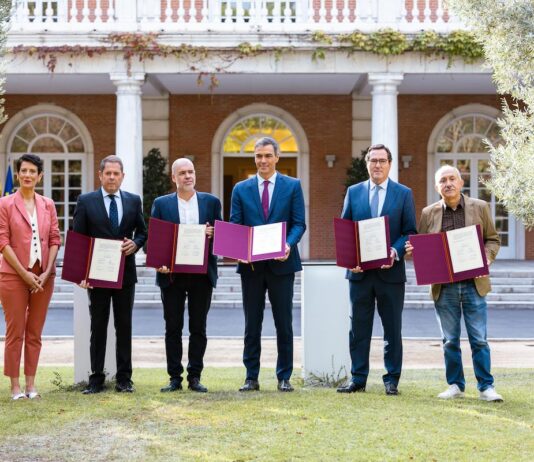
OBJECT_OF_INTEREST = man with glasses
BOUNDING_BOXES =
[337,144,416,396]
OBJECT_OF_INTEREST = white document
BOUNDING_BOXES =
[175,224,206,266]
[359,217,388,263]
[447,225,484,273]
[88,238,123,282]
[252,222,283,256]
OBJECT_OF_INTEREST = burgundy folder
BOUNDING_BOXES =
[410,224,489,285]
[145,217,209,274]
[213,220,287,262]
[333,216,391,271]
[61,230,125,289]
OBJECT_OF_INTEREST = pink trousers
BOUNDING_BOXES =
[0,266,54,378]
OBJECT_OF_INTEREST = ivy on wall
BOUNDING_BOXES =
[11,29,484,90]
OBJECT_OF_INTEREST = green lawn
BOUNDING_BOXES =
[0,368,533,461]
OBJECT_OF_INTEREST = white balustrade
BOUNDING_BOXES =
[7,0,465,34]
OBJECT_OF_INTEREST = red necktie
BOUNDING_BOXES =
[262,180,270,220]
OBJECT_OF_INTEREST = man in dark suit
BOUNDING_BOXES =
[337,144,416,396]
[73,155,147,394]
[230,137,306,392]
[151,158,222,393]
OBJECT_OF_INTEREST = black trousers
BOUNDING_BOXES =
[240,268,294,381]
[160,274,213,383]
[349,272,405,386]
[87,284,135,386]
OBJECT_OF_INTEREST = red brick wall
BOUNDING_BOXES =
[170,94,352,260]
[2,95,116,189]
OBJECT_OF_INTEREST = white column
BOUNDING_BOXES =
[111,72,145,198]
[301,265,351,380]
[368,73,403,181]
[113,0,139,29]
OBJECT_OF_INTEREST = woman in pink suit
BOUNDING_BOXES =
[0,154,60,400]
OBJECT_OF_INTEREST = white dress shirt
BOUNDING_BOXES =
[178,192,199,224]
[101,187,123,223]
[28,208,42,269]
[257,172,277,208]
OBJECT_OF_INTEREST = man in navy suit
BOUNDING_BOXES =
[337,144,416,396]
[151,158,222,393]
[230,137,306,392]
[73,155,147,394]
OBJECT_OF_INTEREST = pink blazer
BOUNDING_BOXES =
[0,190,61,275]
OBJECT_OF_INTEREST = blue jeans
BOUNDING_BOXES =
[434,280,493,392]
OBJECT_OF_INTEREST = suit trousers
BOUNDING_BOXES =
[87,284,135,386]
[160,274,213,383]
[349,271,405,386]
[241,267,294,381]
[0,266,54,378]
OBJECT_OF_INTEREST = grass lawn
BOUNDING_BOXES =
[0,367,533,461]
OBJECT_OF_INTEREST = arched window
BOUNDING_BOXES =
[223,114,299,155]
[6,112,91,246]
[431,110,516,258]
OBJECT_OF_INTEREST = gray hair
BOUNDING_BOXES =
[99,155,124,172]
[172,157,194,174]
[434,165,462,186]
[254,137,280,156]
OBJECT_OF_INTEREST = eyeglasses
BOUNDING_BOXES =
[368,159,389,165]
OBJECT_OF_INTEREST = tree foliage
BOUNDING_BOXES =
[0,0,11,127]
[448,0,534,227]
[344,149,369,194]
[142,148,172,224]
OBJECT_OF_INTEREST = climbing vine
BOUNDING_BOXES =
[11,29,484,90]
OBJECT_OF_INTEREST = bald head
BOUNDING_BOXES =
[172,157,196,199]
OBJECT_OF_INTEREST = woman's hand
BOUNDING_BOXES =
[22,270,44,293]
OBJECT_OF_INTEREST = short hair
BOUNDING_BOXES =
[365,144,392,163]
[254,137,280,156]
[99,155,123,172]
[171,157,195,175]
[16,154,43,174]
[434,165,462,186]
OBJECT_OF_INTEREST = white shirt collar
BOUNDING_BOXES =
[101,187,121,199]
[369,178,389,191]
[257,172,277,185]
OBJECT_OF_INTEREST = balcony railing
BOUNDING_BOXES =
[9,1,464,34]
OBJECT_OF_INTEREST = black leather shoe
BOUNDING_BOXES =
[239,379,260,392]
[188,378,208,393]
[160,380,183,393]
[115,381,135,393]
[277,379,294,392]
[82,384,104,395]
[337,382,366,393]
[385,382,399,396]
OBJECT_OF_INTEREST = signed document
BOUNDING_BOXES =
[359,217,388,263]
[88,238,123,282]
[447,225,484,273]
[175,224,206,266]
[252,223,284,256]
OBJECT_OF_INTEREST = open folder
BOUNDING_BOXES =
[61,230,126,289]
[409,224,489,285]
[213,220,287,262]
[333,216,391,270]
[145,218,209,273]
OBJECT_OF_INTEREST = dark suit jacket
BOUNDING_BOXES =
[418,194,500,300]
[73,189,147,286]
[151,191,222,289]
[342,179,417,283]
[230,172,306,275]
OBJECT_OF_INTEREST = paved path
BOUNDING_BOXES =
[2,307,534,338]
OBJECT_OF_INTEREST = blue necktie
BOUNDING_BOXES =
[370,185,381,218]
[109,194,119,235]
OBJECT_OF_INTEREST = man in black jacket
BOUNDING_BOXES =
[73,155,147,394]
